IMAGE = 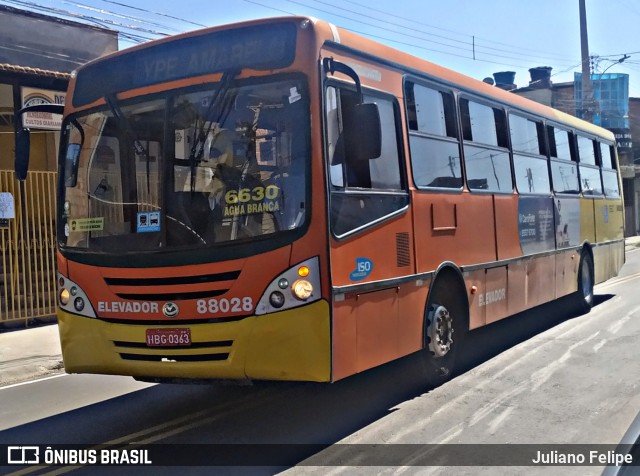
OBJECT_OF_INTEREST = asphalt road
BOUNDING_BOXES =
[1,249,640,476]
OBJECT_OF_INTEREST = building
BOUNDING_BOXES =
[0,6,118,325]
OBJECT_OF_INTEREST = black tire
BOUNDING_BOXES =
[573,252,594,314]
[421,274,468,386]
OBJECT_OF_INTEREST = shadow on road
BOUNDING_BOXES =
[0,293,616,475]
[456,293,615,376]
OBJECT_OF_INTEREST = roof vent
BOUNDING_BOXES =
[529,66,552,88]
[493,71,516,90]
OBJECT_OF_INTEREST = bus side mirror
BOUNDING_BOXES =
[14,103,64,181]
[343,102,381,162]
[15,128,30,181]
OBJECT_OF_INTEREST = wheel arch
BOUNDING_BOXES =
[423,262,470,348]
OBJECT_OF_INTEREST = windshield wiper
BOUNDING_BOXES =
[187,70,239,192]
[105,95,151,193]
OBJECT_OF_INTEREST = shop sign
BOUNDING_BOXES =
[21,87,65,130]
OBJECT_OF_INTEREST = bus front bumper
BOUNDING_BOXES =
[57,300,331,382]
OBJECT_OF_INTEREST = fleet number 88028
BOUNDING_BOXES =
[196,297,254,314]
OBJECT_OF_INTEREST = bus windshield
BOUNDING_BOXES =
[60,77,309,254]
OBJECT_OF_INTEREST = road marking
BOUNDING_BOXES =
[597,271,640,290]
[593,339,607,352]
[6,384,293,476]
[530,331,599,391]
[0,373,66,390]
[607,306,638,334]
[387,308,605,444]
[487,406,515,435]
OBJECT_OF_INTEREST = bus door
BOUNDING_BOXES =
[324,74,416,380]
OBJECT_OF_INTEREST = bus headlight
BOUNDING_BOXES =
[269,291,285,308]
[292,279,313,300]
[59,288,71,305]
[57,272,96,318]
[74,297,85,312]
[256,257,321,315]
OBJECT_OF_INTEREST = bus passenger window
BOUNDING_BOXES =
[510,114,550,194]
[460,98,512,193]
[598,142,620,198]
[553,128,572,161]
[599,142,613,169]
[405,82,462,189]
[325,86,408,236]
[577,136,603,195]
[577,136,596,165]
[548,126,579,194]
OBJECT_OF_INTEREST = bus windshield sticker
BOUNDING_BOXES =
[137,211,161,233]
[222,185,281,217]
[349,257,373,281]
[288,87,302,104]
[69,217,104,232]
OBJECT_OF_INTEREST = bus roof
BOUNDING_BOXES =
[311,18,615,142]
[71,15,614,142]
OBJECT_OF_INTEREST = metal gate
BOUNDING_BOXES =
[0,170,57,325]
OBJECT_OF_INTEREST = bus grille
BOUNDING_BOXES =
[103,270,241,301]
[119,353,229,362]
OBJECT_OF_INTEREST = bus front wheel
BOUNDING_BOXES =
[421,275,467,386]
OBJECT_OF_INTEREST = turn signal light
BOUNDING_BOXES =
[298,266,310,277]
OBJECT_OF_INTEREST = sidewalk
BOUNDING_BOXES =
[2,235,640,388]
[625,235,640,252]
[0,323,63,387]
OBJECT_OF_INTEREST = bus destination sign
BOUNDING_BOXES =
[73,22,297,107]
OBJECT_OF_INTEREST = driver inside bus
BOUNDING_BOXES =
[203,128,236,211]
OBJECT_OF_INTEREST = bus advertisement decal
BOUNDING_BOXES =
[349,258,373,281]
[517,197,555,254]
[555,198,580,248]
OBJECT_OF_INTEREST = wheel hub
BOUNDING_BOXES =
[427,304,454,357]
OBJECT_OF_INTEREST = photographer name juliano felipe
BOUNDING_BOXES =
[532,449,633,465]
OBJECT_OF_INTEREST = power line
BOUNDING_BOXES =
[285,0,580,67]
[334,0,578,62]
[1,0,170,37]
[97,0,207,28]
[312,0,569,61]
[63,0,183,32]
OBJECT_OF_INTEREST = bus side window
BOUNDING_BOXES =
[460,98,512,193]
[548,126,579,194]
[510,114,550,194]
[598,141,620,198]
[405,81,462,189]
[576,135,603,196]
[326,86,408,236]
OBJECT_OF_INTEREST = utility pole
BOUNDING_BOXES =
[579,0,594,122]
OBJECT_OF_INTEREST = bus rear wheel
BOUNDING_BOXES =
[573,252,594,314]
[421,276,467,386]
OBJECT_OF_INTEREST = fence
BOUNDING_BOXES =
[0,170,57,325]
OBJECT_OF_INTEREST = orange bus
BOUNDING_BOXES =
[15,16,625,384]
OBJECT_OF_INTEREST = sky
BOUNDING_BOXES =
[3,0,640,97]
